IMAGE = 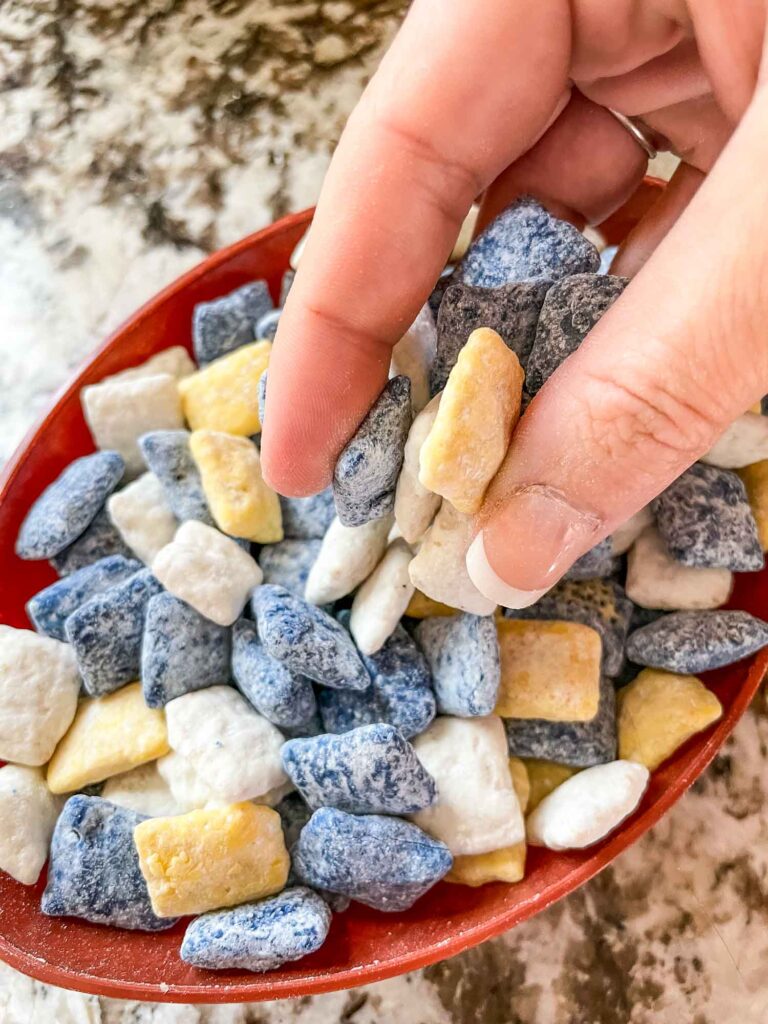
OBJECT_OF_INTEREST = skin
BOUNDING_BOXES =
[262,0,768,597]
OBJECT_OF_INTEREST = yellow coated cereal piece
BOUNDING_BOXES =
[496,619,602,722]
[446,842,526,887]
[508,756,530,813]
[179,340,271,436]
[419,328,524,514]
[738,460,768,550]
[47,683,169,794]
[190,430,282,543]
[617,668,723,771]
[133,802,289,917]
[523,759,579,812]
[405,590,458,618]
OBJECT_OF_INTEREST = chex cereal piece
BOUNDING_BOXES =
[256,308,282,342]
[82,374,184,478]
[390,303,437,413]
[193,280,273,365]
[42,796,176,930]
[405,591,457,618]
[47,682,169,794]
[104,345,195,384]
[66,568,163,696]
[26,554,141,641]
[152,521,262,626]
[107,472,177,564]
[394,395,442,544]
[51,505,134,575]
[139,430,214,525]
[233,619,317,730]
[258,539,321,597]
[653,464,763,571]
[414,612,500,717]
[564,538,618,580]
[181,886,331,972]
[738,460,768,550]
[626,526,733,611]
[292,807,452,912]
[156,748,292,814]
[701,412,768,468]
[611,504,655,555]
[179,340,272,436]
[280,486,336,540]
[134,802,289,917]
[0,766,61,885]
[526,760,649,850]
[350,539,414,655]
[626,610,768,673]
[17,452,125,560]
[333,376,412,527]
[0,626,80,765]
[142,592,231,707]
[102,762,185,818]
[524,759,579,811]
[420,328,524,515]
[275,794,350,910]
[304,514,391,605]
[282,724,436,815]
[618,668,723,770]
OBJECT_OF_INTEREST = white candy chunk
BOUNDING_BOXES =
[104,346,196,384]
[107,471,177,564]
[626,526,733,610]
[152,520,262,626]
[701,413,768,469]
[0,627,80,766]
[0,766,61,884]
[157,751,291,812]
[290,229,309,270]
[411,716,524,856]
[304,514,392,605]
[526,760,649,850]
[102,761,185,818]
[350,539,414,655]
[449,204,479,263]
[82,373,184,477]
[611,504,654,556]
[165,686,287,804]
[390,304,437,413]
[394,395,442,544]
[409,502,495,616]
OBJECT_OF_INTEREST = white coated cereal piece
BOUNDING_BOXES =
[165,686,288,804]
[626,526,733,611]
[290,229,309,270]
[157,751,291,812]
[82,374,184,477]
[0,626,80,766]
[410,716,524,856]
[701,413,768,469]
[526,760,649,850]
[610,504,654,556]
[0,766,61,885]
[101,762,186,818]
[304,514,392,606]
[394,395,442,545]
[107,472,177,564]
[390,304,437,413]
[152,520,262,626]
[104,346,196,385]
[408,502,495,616]
[350,539,415,656]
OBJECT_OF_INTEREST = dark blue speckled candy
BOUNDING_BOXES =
[292,807,452,912]
[138,430,214,525]
[333,376,412,527]
[414,613,499,717]
[17,452,125,560]
[180,886,331,972]
[564,539,618,581]
[280,488,336,541]
[232,618,317,729]
[66,568,163,697]
[281,723,437,815]
[257,369,268,428]
[142,592,231,708]
[252,585,369,691]
[626,610,768,674]
[258,539,320,596]
[41,796,176,931]
[276,793,349,911]
[50,506,134,576]
[27,554,142,641]
[193,280,273,365]
[255,308,282,342]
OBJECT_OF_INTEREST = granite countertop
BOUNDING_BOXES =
[2,2,768,1022]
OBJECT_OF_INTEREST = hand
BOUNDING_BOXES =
[261,0,768,606]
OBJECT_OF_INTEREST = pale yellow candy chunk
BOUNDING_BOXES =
[190,430,282,543]
[496,620,601,722]
[179,340,271,436]
[617,668,722,771]
[738,460,768,550]
[405,590,458,618]
[47,683,169,794]
[133,802,289,917]
[419,328,523,514]
[523,759,579,812]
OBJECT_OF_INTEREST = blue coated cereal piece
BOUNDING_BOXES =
[457,196,600,290]
[252,585,370,691]
[66,568,163,696]
[17,452,125,560]
[232,619,317,729]
[257,369,268,428]
[292,807,452,912]
[626,610,768,674]
[414,613,499,717]
[142,592,231,708]
[276,794,350,911]
[50,506,133,576]
[138,430,214,525]
[333,376,412,527]
[193,280,273,365]
[181,886,331,972]
[280,488,336,540]
[653,464,763,571]
[564,539,618,581]
[41,795,176,931]
[281,723,437,815]
[258,539,321,596]
[256,308,282,342]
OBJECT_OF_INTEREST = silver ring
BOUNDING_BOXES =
[608,109,658,161]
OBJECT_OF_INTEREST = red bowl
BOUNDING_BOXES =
[0,187,765,1003]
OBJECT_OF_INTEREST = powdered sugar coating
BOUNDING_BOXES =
[414,613,500,717]
[232,619,317,729]
[626,610,768,673]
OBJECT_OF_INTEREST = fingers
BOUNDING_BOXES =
[262,0,571,496]
[467,86,768,608]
